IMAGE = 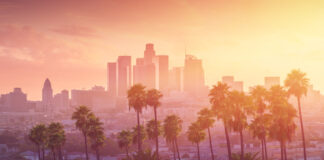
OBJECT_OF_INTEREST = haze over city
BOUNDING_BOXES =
[2,0,324,100]
[2,1,324,160]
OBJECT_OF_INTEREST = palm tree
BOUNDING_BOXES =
[250,85,269,160]
[146,119,162,141]
[284,69,309,160]
[128,84,147,152]
[249,114,271,160]
[163,114,183,160]
[232,152,261,160]
[268,85,297,160]
[187,122,206,160]
[209,82,232,160]
[47,122,66,160]
[228,91,252,160]
[71,105,94,160]
[146,89,163,160]
[88,115,106,160]
[197,108,215,160]
[117,130,133,159]
[29,124,48,160]
[132,125,147,147]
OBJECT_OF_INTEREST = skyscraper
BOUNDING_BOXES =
[222,76,244,92]
[155,55,169,92]
[183,55,205,96]
[144,43,156,65]
[42,78,53,112]
[117,56,132,97]
[169,67,182,92]
[107,62,117,96]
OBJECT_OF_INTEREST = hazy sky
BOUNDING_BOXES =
[1,0,324,100]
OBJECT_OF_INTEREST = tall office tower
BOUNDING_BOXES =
[155,55,169,92]
[264,76,280,89]
[183,55,205,96]
[144,43,156,65]
[118,56,132,97]
[42,78,53,111]
[53,90,69,111]
[133,58,145,85]
[222,76,244,92]
[107,62,117,96]
[169,67,182,92]
[1,88,28,111]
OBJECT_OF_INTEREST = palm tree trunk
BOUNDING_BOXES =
[239,129,244,160]
[196,142,201,160]
[84,133,89,160]
[224,123,232,160]
[264,138,268,160]
[284,142,287,160]
[280,141,283,160]
[261,140,264,160]
[126,146,130,160]
[154,106,159,160]
[58,146,63,160]
[207,127,215,160]
[42,146,45,160]
[175,138,181,160]
[297,97,307,160]
[96,148,100,160]
[136,111,142,152]
[52,149,56,160]
[172,141,177,160]
[37,145,41,160]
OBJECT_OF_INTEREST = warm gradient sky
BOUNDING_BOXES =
[1,0,324,100]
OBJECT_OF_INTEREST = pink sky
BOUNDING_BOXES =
[1,0,324,100]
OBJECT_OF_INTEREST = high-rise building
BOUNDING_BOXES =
[264,76,280,89]
[155,55,169,92]
[222,76,244,92]
[169,67,182,92]
[183,55,205,96]
[42,78,53,112]
[117,56,132,97]
[0,88,31,112]
[107,62,117,96]
[144,43,156,65]
[53,90,69,111]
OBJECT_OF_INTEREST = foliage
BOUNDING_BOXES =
[163,115,182,144]
[146,89,163,108]
[187,122,206,144]
[127,84,147,113]
[146,119,162,140]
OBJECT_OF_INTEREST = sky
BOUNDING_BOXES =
[1,0,324,100]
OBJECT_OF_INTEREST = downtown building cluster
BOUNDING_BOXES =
[107,43,208,98]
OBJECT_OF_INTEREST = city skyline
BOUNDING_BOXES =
[2,0,324,100]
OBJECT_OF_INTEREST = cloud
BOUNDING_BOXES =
[50,25,99,38]
[0,24,85,64]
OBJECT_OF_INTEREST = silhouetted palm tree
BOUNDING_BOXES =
[284,69,309,160]
[163,114,182,160]
[197,108,215,160]
[146,119,162,141]
[47,122,66,160]
[71,106,94,160]
[209,82,232,160]
[128,84,147,152]
[187,122,206,160]
[268,85,297,160]
[117,130,133,159]
[132,125,147,146]
[88,115,106,160]
[29,124,48,160]
[146,89,163,160]
[250,85,269,160]
[228,91,252,160]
